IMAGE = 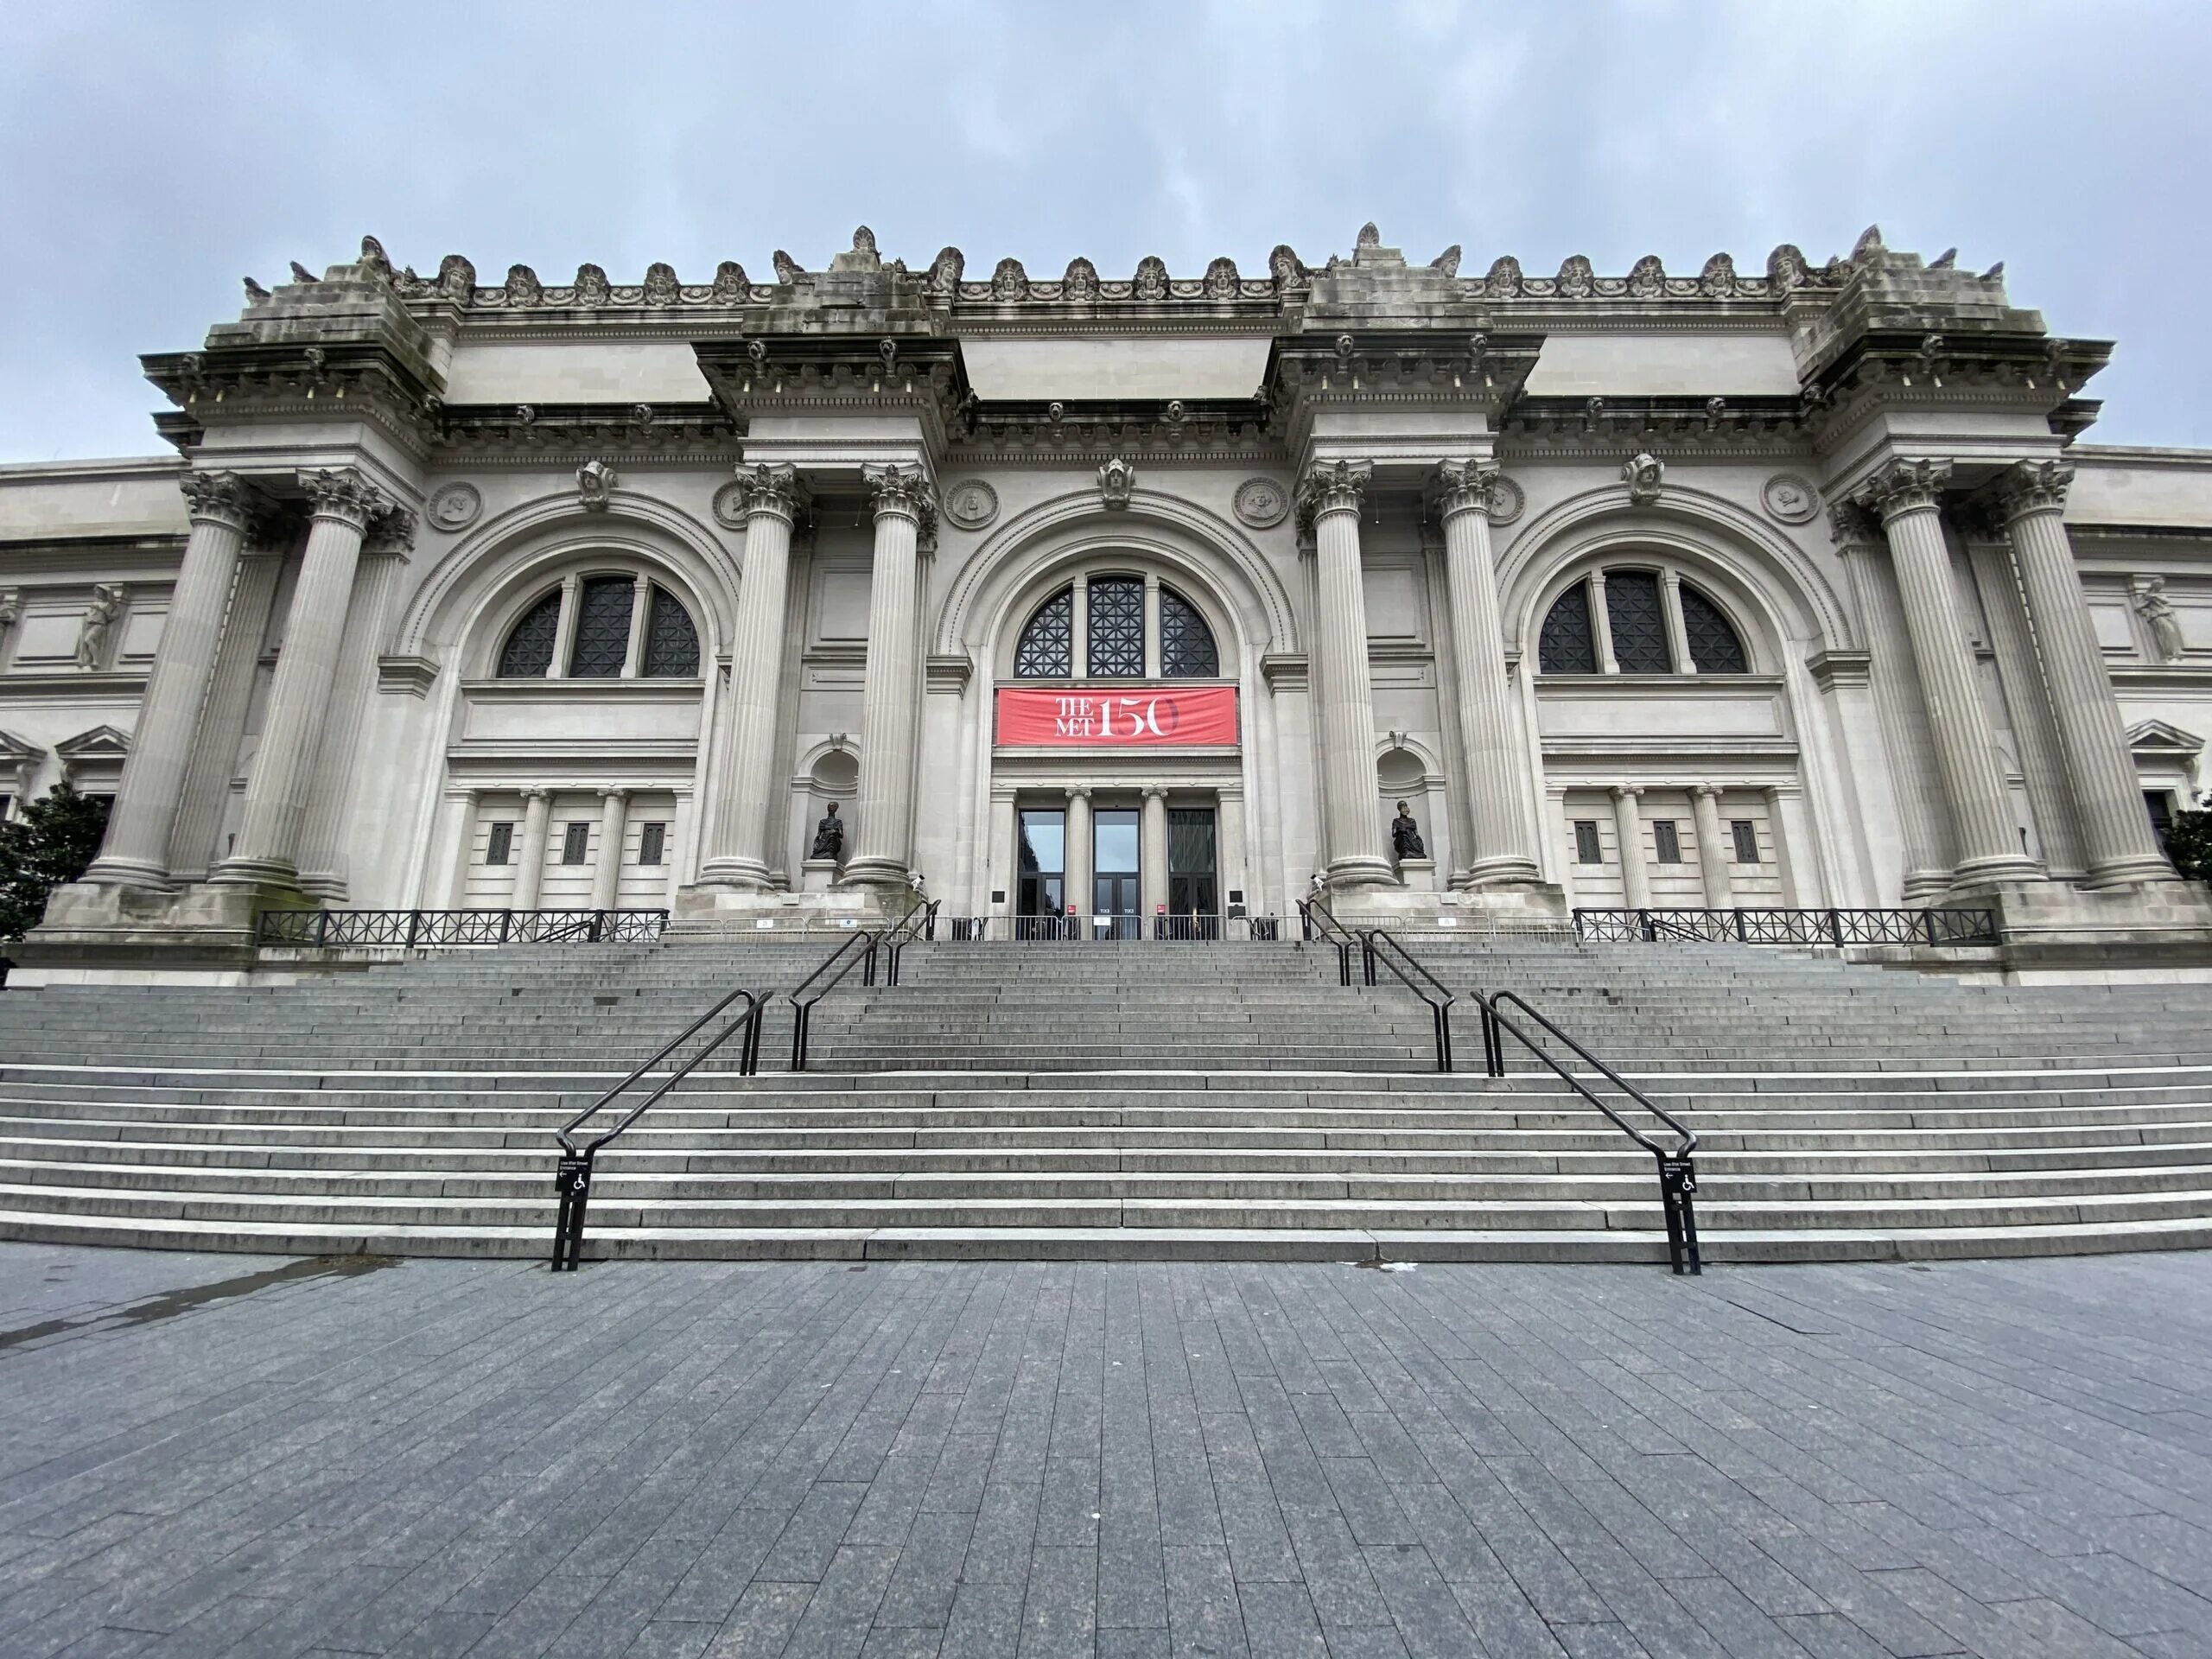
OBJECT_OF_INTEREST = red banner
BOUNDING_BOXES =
[997,685,1237,747]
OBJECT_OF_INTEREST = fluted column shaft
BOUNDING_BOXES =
[845,463,933,887]
[512,789,552,911]
[1838,529,1955,899]
[86,473,260,887]
[1690,785,1733,908]
[1300,461,1392,887]
[1141,785,1169,919]
[1435,463,1542,886]
[1065,787,1092,919]
[1610,785,1652,908]
[169,548,283,880]
[591,789,630,908]
[2000,462,2173,886]
[702,464,804,887]
[1853,460,2038,887]
[299,519,413,899]
[213,469,391,887]
[1964,531,2086,879]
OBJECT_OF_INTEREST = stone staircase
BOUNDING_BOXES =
[1,931,2210,1263]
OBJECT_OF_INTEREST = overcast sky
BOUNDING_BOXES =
[3,0,2206,461]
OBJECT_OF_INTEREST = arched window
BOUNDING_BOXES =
[1014,588,1073,678]
[1604,571,1670,674]
[1159,586,1218,677]
[1537,564,1753,677]
[1678,582,1748,674]
[493,574,702,680]
[1008,575,1225,680]
[1087,577,1145,677]
[1538,583,1598,674]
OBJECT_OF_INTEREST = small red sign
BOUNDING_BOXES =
[996,685,1237,747]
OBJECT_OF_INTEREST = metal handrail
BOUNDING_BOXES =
[1573,906,2001,947]
[787,927,882,1071]
[1357,929,1456,1073]
[550,985,766,1271]
[944,913,1283,944]
[259,907,670,948]
[880,899,940,986]
[1473,988,1701,1274]
[1296,898,1357,986]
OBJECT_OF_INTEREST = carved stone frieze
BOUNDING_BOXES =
[1486,475,1525,526]
[1433,459,1502,522]
[575,459,619,512]
[1852,457,1953,523]
[427,482,482,531]
[1097,457,1136,511]
[1296,459,1371,523]
[1233,477,1290,529]
[1622,453,1665,505]
[862,461,937,534]
[178,470,262,530]
[730,462,806,525]
[299,467,394,528]
[1761,474,1820,524]
[942,480,1000,531]
[1995,458,2075,521]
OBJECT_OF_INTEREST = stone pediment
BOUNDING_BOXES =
[0,728,45,766]
[54,725,130,764]
[2126,718,2204,756]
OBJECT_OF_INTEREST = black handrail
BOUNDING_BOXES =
[550,985,766,1271]
[1573,906,2001,947]
[880,899,939,986]
[1358,929,1455,1073]
[787,927,881,1071]
[1296,897,1357,986]
[1472,988,1701,1274]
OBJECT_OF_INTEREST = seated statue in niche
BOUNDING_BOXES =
[1391,800,1427,862]
[809,801,845,862]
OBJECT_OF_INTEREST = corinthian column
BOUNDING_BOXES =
[1690,784,1733,908]
[85,471,264,888]
[1850,459,2038,887]
[699,463,806,888]
[1434,461,1542,886]
[1998,461,2173,886]
[843,462,934,888]
[1963,520,2086,880]
[212,467,392,888]
[1298,460,1393,888]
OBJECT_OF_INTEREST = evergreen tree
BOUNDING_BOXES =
[0,783,111,944]
[2168,795,2212,887]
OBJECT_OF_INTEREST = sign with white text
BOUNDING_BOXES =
[996,685,1237,747]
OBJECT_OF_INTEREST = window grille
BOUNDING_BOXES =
[639,822,665,866]
[642,588,700,677]
[1681,582,1750,673]
[1539,582,1599,673]
[1653,819,1681,863]
[1731,819,1759,863]
[1086,577,1146,677]
[486,822,513,866]
[499,591,561,677]
[568,577,635,677]
[1573,820,1603,864]
[1605,571,1672,673]
[561,822,590,864]
[1159,587,1219,677]
[1014,588,1072,678]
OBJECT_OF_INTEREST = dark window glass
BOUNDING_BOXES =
[1159,587,1219,677]
[486,822,513,866]
[1539,582,1599,674]
[642,587,699,677]
[1014,588,1072,678]
[2146,791,2177,858]
[499,590,561,677]
[1731,819,1759,863]
[639,822,665,866]
[569,576,635,677]
[1681,582,1749,673]
[1605,571,1671,673]
[1017,806,1065,918]
[1653,819,1681,863]
[1573,819,1603,864]
[1087,577,1146,678]
[561,822,590,864]
[1167,807,1218,918]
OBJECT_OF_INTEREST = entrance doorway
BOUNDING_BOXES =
[1166,806,1218,939]
[1015,806,1065,940]
[1092,809,1140,939]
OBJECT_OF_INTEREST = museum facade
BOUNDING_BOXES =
[7,222,2212,974]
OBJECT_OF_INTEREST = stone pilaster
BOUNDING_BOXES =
[443,789,480,906]
[1850,460,2040,888]
[211,467,392,889]
[699,463,806,888]
[84,471,264,889]
[1217,785,1248,914]
[1065,785,1092,919]
[1141,785,1169,919]
[1963,524,2087,880]
[1298,460,1392,889]
[844,463,935,888]
[591,789,630,908]
[1610,785,1651,908]
[1998,461,2175,887]
[512,788,552,911]
[1433,461,1543,887]
[1690,784,1733,908]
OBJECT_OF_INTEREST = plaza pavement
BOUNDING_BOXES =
[2,1243,2209,1658]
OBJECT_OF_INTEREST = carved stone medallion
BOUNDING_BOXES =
[1233,477,1290,529]
[711,480,748,528]
[1762,473,1820,524]
[1484,474,1525,527]
[943,480,1000,531]
[427,482,481,531]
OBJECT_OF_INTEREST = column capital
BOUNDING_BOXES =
[1851,457,1953,524]
[178,469,267,532]
[1432,459,1502,524]
[1994,459,2075,524]
[519,785,550,803]
[297,467,393,530]
[1692,781,1721,802]
[732,461,808,526]
[1609,782,1643,801]
[1066,784,1092,801]
[1826,500,1883,550]
[1141,783,1169,801]
[861,461,938,536]
[1296,459,1373,524]
[365,508,416,556]
[596,785,630,803]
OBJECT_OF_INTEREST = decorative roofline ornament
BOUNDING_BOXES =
[1097,456,1135,510]
[576,459,618,512]
[1623,452,1665,505]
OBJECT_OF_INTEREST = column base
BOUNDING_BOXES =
[1900,868,1954,905]
[1395,858,1438,893]
[691,856,779,892]
[207,854,302,890]
[1948,852,2044,890]
[7,878,315,986]
[668,880,912,933]
[2081,853,2183,890]
[837,855,914,890]
[77,855,177,893]
[800,858,842,893]
[1324,855,1397,893]
[1455,854,1546,888]
[1951,875,2212,949]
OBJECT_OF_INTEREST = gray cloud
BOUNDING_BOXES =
[3,0,2205,458]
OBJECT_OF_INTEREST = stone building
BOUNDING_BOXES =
[7,221,2212,976]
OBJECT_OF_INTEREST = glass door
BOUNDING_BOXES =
[1092,809,1141,940]
[1166,807,1219,939]
[1016,807,1065,940]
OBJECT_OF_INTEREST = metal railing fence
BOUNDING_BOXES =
[1572,906,2000,947]
[259,908,670,949]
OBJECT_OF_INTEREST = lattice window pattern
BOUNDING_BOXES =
[1014,588,1072,678]
[639,822,666,866]
[1679,582,1749,674]
[1605,571,1672,673]
[1538,582,1599,674]
[1731,819,1759,863]
[1573,820,1603,864]
[1653,819,1682,864]
[486,823,513,866]
[561,822,590,864]
[498,590,561,677]
[642,587,700,677]
[1086,576,1146,678]
[1159,586,1219,677]
[568,576,636,677]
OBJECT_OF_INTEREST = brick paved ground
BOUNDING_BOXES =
[2,1246,2209,1657]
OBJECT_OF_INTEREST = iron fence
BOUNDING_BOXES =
[257,908,671,949]
[1573,906,2000,947]
[945,912,1283,944]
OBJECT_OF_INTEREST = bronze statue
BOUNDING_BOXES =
[809,801,844,861]
[1391,800,1426,861]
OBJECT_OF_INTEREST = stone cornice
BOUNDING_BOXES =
[142,340,443,459]
[951,397,1281,466]
[693,336,968,456]
[430,401,739,458]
